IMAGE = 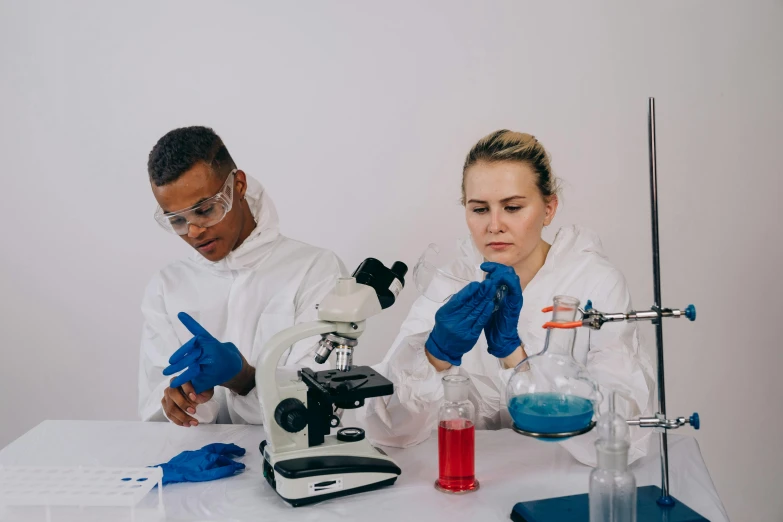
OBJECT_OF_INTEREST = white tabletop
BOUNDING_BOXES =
[0,421,728,522]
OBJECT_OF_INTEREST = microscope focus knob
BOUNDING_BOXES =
[274,398,308,433]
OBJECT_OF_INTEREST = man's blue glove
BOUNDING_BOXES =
[152,443,246,485]
[425,279,500,366]
[163,312,244,394]
[481,262,523,358]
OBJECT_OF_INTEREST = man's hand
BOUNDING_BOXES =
[163,312,244,394]
[223,357,256,396]
[181,381,215,405]
[161,377,215,427]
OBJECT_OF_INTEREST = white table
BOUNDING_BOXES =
[0,421,728,522]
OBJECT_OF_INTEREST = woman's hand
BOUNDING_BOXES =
[481,262,524,359]
[425,278,500,367]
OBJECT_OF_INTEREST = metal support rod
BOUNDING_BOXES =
[648,97,672,503]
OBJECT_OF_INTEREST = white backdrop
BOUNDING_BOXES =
[1,1,781,520]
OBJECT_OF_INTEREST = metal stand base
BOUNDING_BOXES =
[509,486,710,522]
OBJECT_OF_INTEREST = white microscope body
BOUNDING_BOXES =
[256,259,406,506]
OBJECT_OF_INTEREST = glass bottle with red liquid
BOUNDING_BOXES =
[435,375,479,493]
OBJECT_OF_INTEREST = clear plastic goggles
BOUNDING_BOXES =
[413,243,507,309]
[413,243,472,303]
[154,170,236,235]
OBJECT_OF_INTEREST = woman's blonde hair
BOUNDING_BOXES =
[461,130,560,205]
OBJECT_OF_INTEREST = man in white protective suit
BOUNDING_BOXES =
[138,126,346,427]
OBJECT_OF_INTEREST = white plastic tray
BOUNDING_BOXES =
[0,465,163,507]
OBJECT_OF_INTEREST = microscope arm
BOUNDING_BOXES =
[256,320,336,452]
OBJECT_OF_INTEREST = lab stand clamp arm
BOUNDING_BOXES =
[580,301,696,331]
[627,413,700,431]
[541,301,701,434]
[543,301,696,331]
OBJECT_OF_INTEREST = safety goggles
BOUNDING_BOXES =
[413,243,470,303]
[413,243,506,310]
[154,170,236,235]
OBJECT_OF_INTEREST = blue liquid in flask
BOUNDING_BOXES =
[509,393,594,437]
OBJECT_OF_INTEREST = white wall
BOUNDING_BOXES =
[1,0,781,519]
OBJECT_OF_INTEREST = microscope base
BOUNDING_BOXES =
[260,434,401,507]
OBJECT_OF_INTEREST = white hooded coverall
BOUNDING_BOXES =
[138,175,347,425]
[357,225,655,466]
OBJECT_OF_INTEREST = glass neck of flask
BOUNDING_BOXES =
[542,328,576,357]
[542,296,580,357]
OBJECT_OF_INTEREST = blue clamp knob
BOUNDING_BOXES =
[585,299,593,311]
[689,412,700,430]
[684,304,696,321]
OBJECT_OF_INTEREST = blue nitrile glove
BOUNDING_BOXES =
[480,262,523,358]
[163,312,244,394]
[425,279,500,366]
[152,443,246,485]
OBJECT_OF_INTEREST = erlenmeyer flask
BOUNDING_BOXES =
[506,295,601,440]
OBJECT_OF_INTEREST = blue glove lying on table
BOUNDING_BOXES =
[152,443,246,485]
[163,312,244,394]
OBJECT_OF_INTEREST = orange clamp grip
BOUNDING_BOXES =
[542,321,583,329]
[541,305,577,313]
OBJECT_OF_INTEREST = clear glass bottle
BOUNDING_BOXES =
[435,375,479,493]
[589,392,637,522]
[506,295,601,439]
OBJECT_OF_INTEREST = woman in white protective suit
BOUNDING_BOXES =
[357,130,655,466]
[139,126,346,427]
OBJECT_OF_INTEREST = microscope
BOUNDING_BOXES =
[256,258,407,507]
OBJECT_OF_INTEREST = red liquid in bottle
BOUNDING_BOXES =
[437,418,476,492]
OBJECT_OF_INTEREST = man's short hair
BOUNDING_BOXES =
[147,126,236,186]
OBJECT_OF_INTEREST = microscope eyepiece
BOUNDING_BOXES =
[352,258,408,309]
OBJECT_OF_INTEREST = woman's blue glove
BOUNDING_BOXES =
[480,262,523,358]
[425,279,500,366]
[152,443,246,485]
[163,312,244,394]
